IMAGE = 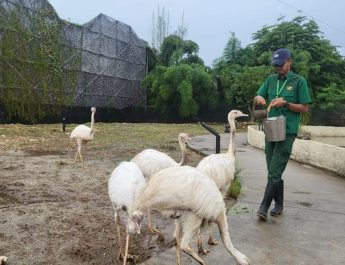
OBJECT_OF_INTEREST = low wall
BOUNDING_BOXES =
[247,125,345,177]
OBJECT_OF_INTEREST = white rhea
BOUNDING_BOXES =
[131,132,189,178]
[108,161,146,265]
[70,107,96,163]
[196,110,248,252]
[131,166,250,265]
[131,132,189,233]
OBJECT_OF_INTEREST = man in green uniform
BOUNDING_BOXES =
[254,48,312,220]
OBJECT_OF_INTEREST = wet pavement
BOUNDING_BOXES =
[141,132,345,265]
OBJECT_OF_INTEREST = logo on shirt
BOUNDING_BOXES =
[286,86,293,91]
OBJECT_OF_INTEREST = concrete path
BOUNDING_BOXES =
[141,132,345,265]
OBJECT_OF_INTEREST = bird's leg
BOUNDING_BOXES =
[123,232,130,265]
[180,214,205,264]
[77,138,83,163]
[115,212,124,260]
[79,151,83,164]
[174,219,182,265]
[207,222,218,246]
[74,150,79,162]
[147,209,161,234]
[197,228,209,255]
[208,236,218,245]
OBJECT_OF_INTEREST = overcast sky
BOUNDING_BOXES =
[48,0,345,66]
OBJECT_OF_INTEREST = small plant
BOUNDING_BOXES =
[226,167,242,199]
[300,111,311,126]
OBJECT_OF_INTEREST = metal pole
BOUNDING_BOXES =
[62,117,66,132]
[199,122,220,154]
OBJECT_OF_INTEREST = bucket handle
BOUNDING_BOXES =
[266,97,284,118]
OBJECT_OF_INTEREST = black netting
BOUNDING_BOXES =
[0,0,147,109]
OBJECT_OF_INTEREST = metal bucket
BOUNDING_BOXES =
[263,115,286,142]
[254,109,268,120]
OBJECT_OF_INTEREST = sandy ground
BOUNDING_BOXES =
[0,122,235,265]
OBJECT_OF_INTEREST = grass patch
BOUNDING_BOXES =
[226,167,242,199]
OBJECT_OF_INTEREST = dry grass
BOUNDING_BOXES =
[0,122,226,162]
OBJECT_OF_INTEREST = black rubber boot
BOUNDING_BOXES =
[270,180,284,216]
[257,181,275,221]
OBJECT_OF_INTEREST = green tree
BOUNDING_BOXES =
[143,64,217,118]
[159,35,203,66]
[316,82,345,109]
[223,32,241,64]
[251,16,345,107]
[220,65,272,120]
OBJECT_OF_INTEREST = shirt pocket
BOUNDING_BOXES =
[268,88,278,100]
[282,87,296,102]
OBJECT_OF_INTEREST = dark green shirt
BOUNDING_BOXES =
[257,71,312,134]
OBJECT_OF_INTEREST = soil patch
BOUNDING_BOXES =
[0,123,236,264]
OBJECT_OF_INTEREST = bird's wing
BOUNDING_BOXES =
[137,166,224,220]
[108,162,146,209]
[196,154,236,193]
[70,125,92,139]
[131,149,177,179]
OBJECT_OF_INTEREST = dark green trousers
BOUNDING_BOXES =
[265,134,296,184]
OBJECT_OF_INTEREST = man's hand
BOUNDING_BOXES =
[254,95,266,106]
[270,97,286,108]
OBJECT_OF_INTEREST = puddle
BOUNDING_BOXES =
[297,201,313,207]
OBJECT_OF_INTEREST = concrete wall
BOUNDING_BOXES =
[247,125,345,177]
[302,126,345,137]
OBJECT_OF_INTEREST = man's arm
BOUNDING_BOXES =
[270,98,309,114]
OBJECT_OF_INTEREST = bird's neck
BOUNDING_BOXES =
[227,119,236,156]
[178,142,187,166]
[90,112,95,133]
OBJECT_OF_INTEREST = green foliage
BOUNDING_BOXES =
[143,63,217,118]
[144,33,216,119]
[159,35,183,66]
[251,16,345,108]
[146,16,345,121]
[146,46,159,72]
[159,35,203,67]
[214,16,345,117]
[316,82,345,109]
[226,167,242,199]
[223,32,241,64]
[219,65,272,119]
[300,111,311,126]
[0,4,78,123]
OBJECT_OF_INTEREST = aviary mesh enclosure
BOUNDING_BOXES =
[0,0,147,111]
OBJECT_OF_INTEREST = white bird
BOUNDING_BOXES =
[131,132,189,232]
[131,132,189,179]
[108,161,146,265]
[70,107,96,163]
[196,110,248,252]
[131,166,251,265]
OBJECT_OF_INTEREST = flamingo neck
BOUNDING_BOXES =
[227,118,236,156]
